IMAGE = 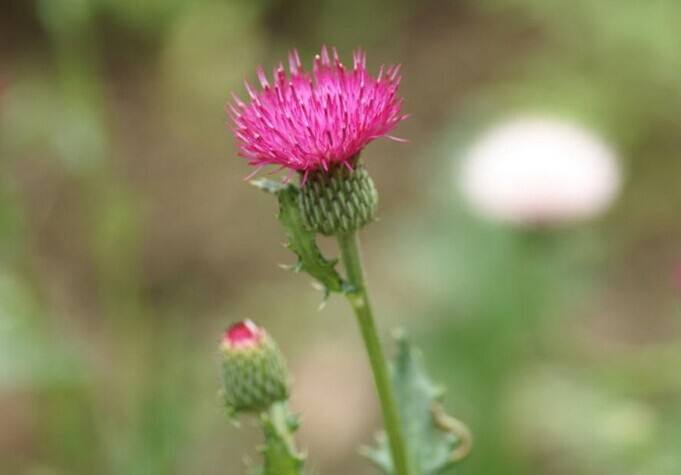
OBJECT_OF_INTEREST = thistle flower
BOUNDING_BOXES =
[228,46,407,179]
[458,117,622,226]
[220,320,289,414]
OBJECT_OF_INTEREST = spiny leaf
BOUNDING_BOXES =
[363,334,472,475]
[252,179,344,297]
[259,402,305,475]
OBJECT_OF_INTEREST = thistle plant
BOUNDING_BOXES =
[222,46,471,475]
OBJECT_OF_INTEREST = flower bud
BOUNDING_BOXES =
[299,161,378,236]
[220,320,289,414]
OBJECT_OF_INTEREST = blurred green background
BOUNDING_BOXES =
[1,1,681,474]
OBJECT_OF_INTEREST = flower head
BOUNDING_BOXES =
[458,116,621,226]
[220,320,290,414]
[228,46,407,178]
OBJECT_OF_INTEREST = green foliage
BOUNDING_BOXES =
[258,402,305,475]
[252,178,345,297]
[364,334,471,475]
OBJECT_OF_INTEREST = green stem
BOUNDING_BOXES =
[262,402,304,475]
[337,231,412,475]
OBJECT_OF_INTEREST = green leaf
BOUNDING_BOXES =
[251,179,344,297]
[259,402,305,475]
[363,334,472,475]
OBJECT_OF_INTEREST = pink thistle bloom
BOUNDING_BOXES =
[228,46,408,180]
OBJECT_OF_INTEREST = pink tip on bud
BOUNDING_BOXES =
[223,320,264,348]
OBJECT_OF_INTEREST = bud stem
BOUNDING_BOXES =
[261,401,304,475]
[337,231,413,475]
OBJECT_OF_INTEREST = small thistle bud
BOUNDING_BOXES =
[299,161,379,236]
[220,320,289,414]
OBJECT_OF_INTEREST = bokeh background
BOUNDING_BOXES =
[2,1,681,474]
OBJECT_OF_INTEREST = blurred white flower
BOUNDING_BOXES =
[458,117,622,226]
